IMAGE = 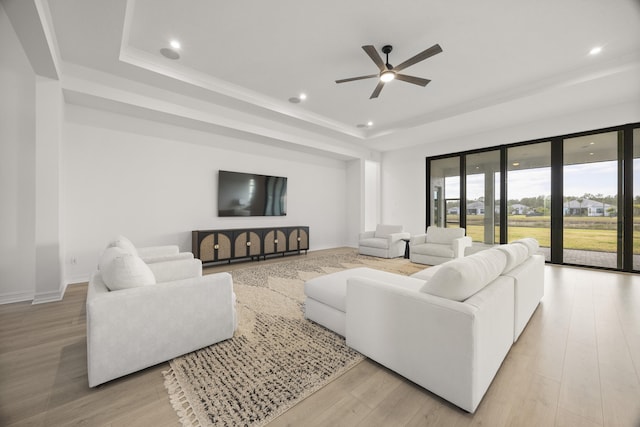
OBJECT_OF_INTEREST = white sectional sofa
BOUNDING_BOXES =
[86,249,237,387]
[303,238,544,413]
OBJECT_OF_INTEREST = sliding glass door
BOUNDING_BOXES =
[563,131,620,269]
[465,150,500,245]
[425,122,640,272]
[507,142,551,261]
[429,156,461,228]
[633,128,640,270]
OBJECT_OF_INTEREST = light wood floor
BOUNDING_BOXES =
[1,249,639,426]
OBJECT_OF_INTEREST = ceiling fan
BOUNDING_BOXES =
[335,44,443,99]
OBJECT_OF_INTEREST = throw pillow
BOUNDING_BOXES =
[420,248,507,301]
[102,253,156,291]
[107,235,138,256]
[495,243,529,273]
[98,246,127,271]
[513,238,539,256]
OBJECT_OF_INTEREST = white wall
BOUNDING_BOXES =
[381,101,640,237]
[364,160,380,231]
[34,76,64,303]
[62,105,350,283]
[0,3,37,303]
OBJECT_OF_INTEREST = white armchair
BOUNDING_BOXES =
[358,224,410,259]
[86,251,237,387]
[107,235,193,264]
[410,226,472,265]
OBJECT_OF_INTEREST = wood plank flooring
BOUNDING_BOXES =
[1,249,639,426]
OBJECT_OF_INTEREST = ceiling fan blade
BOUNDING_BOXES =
[395,74,431,87]
[335,74,378,84]
[362,45,387,72]
[393,44,443,72]
[370,80,385,99]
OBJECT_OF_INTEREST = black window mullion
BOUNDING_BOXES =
[622,126,634,271]
[460,155,467,231]
[550,138,564,264]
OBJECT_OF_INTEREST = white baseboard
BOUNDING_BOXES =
[0,290,35,305]
[32,287,65,305]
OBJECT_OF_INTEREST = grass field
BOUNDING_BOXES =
[451,215,640,253]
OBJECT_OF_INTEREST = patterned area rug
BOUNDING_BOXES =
[163,250,424,427]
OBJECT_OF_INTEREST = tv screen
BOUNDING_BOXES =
[217,170,287,217]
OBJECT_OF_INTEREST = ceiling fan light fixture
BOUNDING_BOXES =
[380,70,395,82]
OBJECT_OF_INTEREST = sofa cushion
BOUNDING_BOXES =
[359,237,390,249]
[426,226,466,245]
[305,267,425,312]
[411,243,454,258]
[107,235,138,256]
[102,253,156,291]
[420,249,507,302]
[495,243,529,273]
[513,238,539,256]
[374,224,402,238]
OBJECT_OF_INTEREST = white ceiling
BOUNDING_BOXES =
[35,0,640,155]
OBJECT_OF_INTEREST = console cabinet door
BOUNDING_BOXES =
[198,231,232,262]
[263,229,287,256]
[288,227,309,252]
[233,230,261,259]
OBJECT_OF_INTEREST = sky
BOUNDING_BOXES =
[444,159,639,201]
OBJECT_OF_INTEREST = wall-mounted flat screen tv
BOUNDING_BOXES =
[218,170,287,217]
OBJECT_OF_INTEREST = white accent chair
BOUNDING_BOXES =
[86,249,237,387]
[358,224,410,258]
[107,235,194,264]
[409,226,472,265]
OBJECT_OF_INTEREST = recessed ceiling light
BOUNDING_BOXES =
[589,46,602,55]
[367,121,373,127]
[170,40,181,50]
[160,48,180,60]
[299,93,307,101]
[589,152,595,156]
[512,162,520,166]
[589,141,595,145]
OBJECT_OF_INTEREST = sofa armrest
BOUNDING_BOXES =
[452,236,473,258]
[86,272,236,387]
[147,258,202,282]
[410,234,427,246]
[140,252,194,264]
[136,245,179,258]
[388,232,410,243]
[359,231,375,240]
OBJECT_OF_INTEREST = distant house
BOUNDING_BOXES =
[447,207,460,215]
[510,203,530,215]
[467,201,485,215]
[563,198,616,216]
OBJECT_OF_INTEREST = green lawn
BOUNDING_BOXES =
[459,215,640,253]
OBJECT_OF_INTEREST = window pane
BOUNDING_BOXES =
[563,131,619,268]
[507,142,551,261]
[466,150,500,244]
[633,128,640,270]
[430,157,460,228]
